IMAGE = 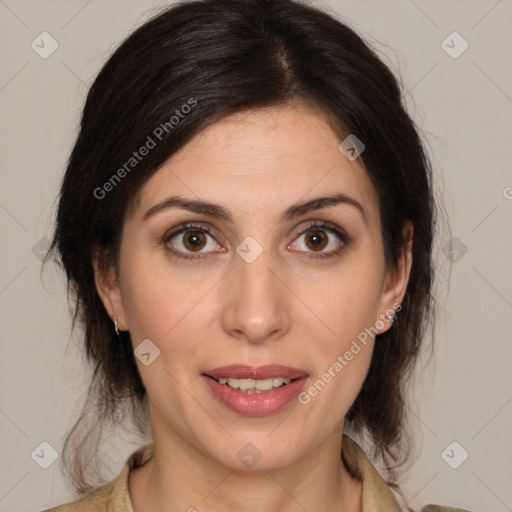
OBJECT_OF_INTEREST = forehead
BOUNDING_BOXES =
[132,105,380,228]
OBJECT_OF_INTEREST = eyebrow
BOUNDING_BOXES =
[143,193,367,225]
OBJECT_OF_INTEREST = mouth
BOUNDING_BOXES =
[201,364,309,415]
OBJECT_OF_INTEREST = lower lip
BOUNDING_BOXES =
[202,375,309,416]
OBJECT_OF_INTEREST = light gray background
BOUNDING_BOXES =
[1,1,511,511]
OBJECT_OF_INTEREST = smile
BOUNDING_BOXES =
[202,364,309,415]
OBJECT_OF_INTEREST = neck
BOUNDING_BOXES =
[129,426,362,512]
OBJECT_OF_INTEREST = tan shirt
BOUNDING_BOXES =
[41,435,471,512]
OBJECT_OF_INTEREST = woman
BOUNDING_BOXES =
[42,0,471,510]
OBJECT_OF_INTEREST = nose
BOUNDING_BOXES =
[220,249,292,344]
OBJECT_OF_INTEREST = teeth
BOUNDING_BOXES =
[217,377,292,392]
[227,378,239,388]
[272,377,284,388]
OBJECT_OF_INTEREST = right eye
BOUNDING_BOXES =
[163,223,224,261]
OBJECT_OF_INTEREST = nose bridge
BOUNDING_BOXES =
[221,240,291,342]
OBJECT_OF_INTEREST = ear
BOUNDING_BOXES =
[92,249,129,331]
[376,220,413,334]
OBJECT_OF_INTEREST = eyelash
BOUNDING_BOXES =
[162,221,350,262]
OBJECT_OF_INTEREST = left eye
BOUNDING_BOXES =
[289,225,345,255]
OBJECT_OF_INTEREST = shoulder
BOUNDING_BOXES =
[342,435,474,512]
[40,442,155,512]
[39,479,114,512]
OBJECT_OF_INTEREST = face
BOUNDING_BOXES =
[95,104,410,471]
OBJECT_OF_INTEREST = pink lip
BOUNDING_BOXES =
[203,364,308,380]
[201,365,309,416]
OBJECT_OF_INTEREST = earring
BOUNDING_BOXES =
[387,304,401,324]
[113,316,120,337]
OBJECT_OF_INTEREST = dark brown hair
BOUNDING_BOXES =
[46,0,437,501]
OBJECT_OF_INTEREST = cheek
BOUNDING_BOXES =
[118,253,207,407]
[121,270,173,340]
[291,258,383,416]
[119,242,197,336]
[302,257,384,347]
[119,249,216,376]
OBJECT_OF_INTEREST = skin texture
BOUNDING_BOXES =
[94,104,412,512]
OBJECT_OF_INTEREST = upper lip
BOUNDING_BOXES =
[203,364,308,380]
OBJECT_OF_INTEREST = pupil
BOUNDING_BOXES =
[189,234,200,245]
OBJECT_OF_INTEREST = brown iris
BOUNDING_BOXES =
[183,230,207,251]
[305,230,328,251]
